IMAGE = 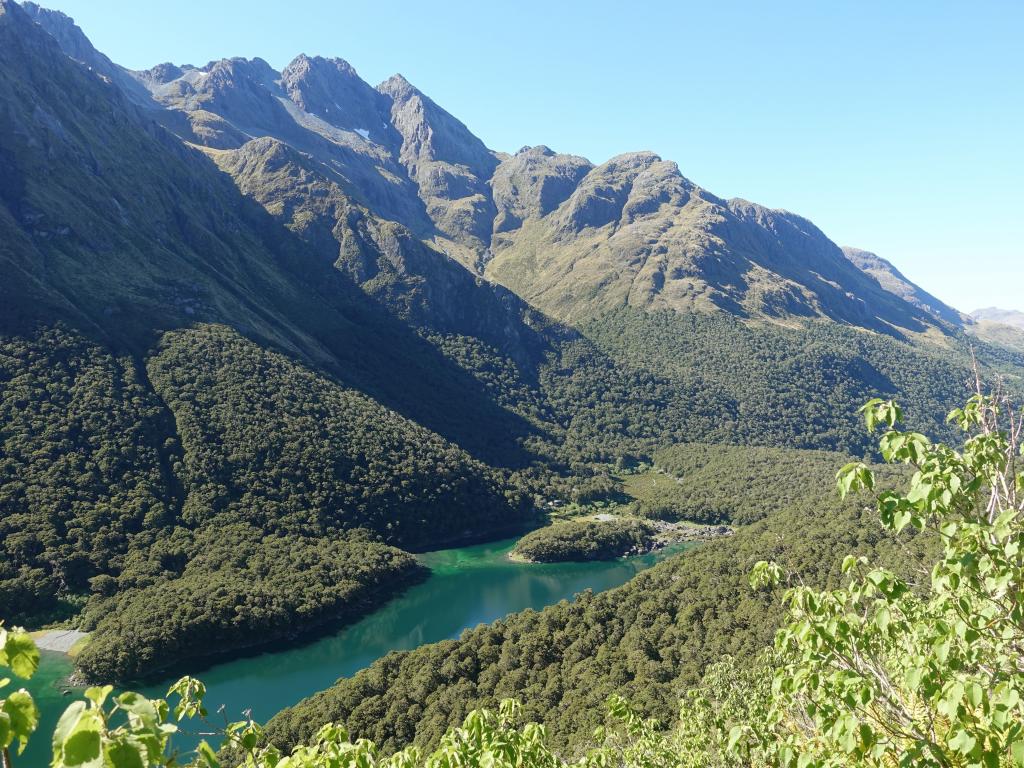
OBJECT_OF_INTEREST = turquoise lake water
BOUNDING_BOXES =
[20,537,691,766]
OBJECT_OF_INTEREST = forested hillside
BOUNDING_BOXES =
[581,308,1024,453]
[636,443,858,524]
[1,0,1017,708]
[263,445,922,754]
[7,395,1024,768]
[75,528,422,682]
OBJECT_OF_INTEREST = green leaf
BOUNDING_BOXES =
[53,702,104,768]
[53,701,86,753]
[1010,740,1024,767]
[84,685,113,708]
[874,605,891,632]
[62,732,103,767]
[3,689,39,753]
[2,631,39,679]
[105,739,146,768]
[947,727,976,755]
[198,740,221,768]
[116,691,158,726]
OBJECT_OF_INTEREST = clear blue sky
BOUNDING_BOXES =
[36,0,1024,312]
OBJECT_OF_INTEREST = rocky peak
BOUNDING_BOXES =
[19,1,154,105]
[140,62,185,84]
[556,151,691,233]
[204,56,280,90]
[375,72,499,260]
[377,73,417,101]
[141,56,297,138]
[491,146,592,232]
[281,54,396,145]
[377,72,496,178]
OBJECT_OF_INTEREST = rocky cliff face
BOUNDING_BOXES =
[490,146,592,234]
[18,1,959,339]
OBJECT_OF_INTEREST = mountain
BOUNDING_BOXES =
[486,153,945,334]
[4,0,1022,694]
[972,307,1024,329]
[968,307,1024,354]
[841,246,965,326]
[19,2,961,338]
[0,0,542,677]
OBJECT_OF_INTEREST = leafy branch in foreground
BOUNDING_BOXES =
[740,392,1024,766]
[4,391,1024,768]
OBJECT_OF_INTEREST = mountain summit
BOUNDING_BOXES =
[4,0,1013,695]
[18,1,962,336]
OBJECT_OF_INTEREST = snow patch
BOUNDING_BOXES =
[355,127,370,140]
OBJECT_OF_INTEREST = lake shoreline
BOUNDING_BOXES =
[23,536,696,768]
[73,562,432,689]
[32,629,88,654]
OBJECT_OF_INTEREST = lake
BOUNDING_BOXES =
[21,537,692,767]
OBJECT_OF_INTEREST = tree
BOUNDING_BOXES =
[735,393,1024,766]
[6,392,1024,768]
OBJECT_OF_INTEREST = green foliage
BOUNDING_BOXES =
[537,337,717,465]
[74,527,423,682]
[1,625,41,756]
[0,324,531,682]
[722,393,1024,766]
[642,444,858,525]
[0,328,174,624]
[146,324,527,547]
[512,519,655,563]
[263,444,914,755]
[0,625,247,768]
[581,308,1004,455]
[7,392,1024,768]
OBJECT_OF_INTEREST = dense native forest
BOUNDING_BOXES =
[3,312,1016,681]
[583,308,1024,455]
[511,518,656,562]
[262,444,919,754]
[6,394,1024,768]
[639,443,869,524]
[3,3,1024,767]
[0,325,535,680]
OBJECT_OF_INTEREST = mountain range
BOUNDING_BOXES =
[972,306,1024,329]
[2,0,1022,721]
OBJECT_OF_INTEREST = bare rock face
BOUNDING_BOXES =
[490,146,592,233]
[281,55,400,149]
[487,153,946,333]
[14,0,960,337]
[554,152,693,234]
[209,136,550,364]
[147,57,295,137]
[377,74,499,259]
